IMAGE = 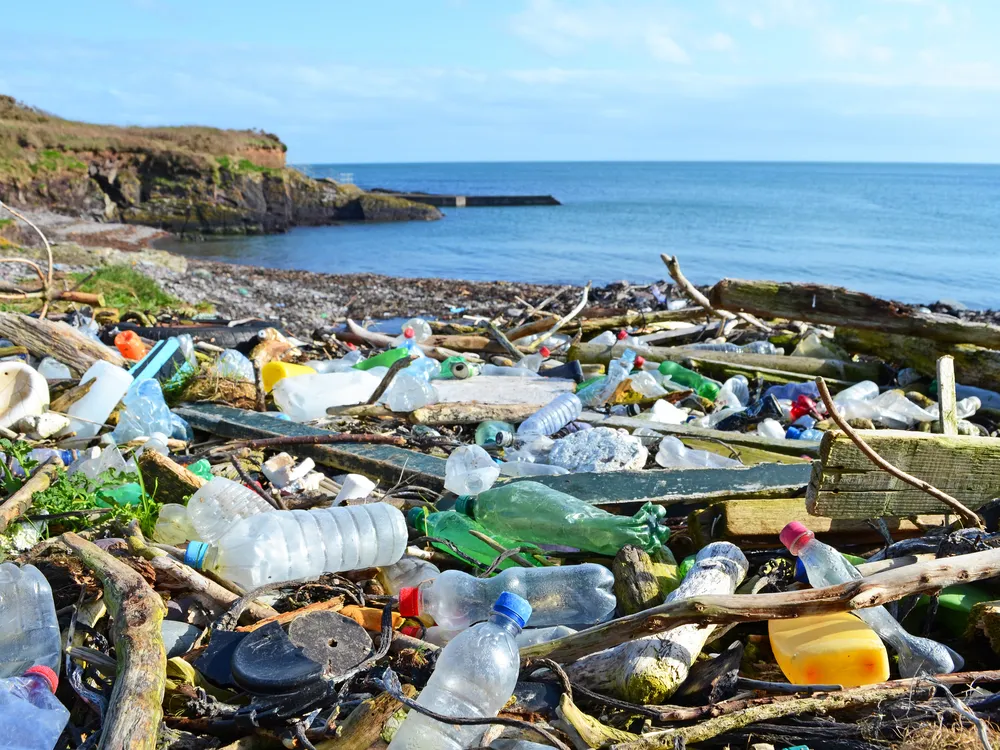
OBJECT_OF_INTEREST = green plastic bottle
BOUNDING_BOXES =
[186,459,213,482]
[353,347,410,372]
[658,361,722,400]
[456,481,669,556]
[407,507,541,569]
[96,482,144,507]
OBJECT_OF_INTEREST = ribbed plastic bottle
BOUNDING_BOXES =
[0,667,70,750]
[388,592,531,750]
[0,564,61,678]
[154,503,197,545]
[781,522,962,677]
[398,564,616,629]
[684,341,780,355]
[516,393,583,437]
[185,503,407,590]
[457,481,669,555]
[186,477,274,544]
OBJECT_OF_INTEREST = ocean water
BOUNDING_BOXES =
[164,162,1000,309]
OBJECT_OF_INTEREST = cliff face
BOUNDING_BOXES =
[0,96,440,235]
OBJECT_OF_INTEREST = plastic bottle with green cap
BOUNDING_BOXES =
[658,361,722,400]
[455,481,669,556]
[407,507,540,569]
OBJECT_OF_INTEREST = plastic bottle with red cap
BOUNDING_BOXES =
[0,665,70,749]
[515,346,550,373]
[780,521,962,678]
[0,563,61,679]
[397,563,615,629]
[388,592,531,750]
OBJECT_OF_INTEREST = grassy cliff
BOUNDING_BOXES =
[0,96,440,235]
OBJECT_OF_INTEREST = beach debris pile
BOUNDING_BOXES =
[0,251,997,750]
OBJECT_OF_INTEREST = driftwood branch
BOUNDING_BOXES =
[524,282,591,353]
[521,545,1000,663]
[815,376,983,528]
[60,532,166,750]
[661,254,770,332]
[487,320,525,361]
[0,456,63,533]
[0,311,125,375]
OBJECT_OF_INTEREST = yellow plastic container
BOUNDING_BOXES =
[261,362,316,393]
[768,612,889,687]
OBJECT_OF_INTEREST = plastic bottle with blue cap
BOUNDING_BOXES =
[388,592,531,750]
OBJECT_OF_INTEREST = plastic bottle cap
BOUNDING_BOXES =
[406,506,428,531]
[346,342,357,350]
[779,521,814,554]
[494,430,514,448]
[539,347,551,358]
[616,329,628,340]
[25,665,58,693]
[634,355,646,368]
[454,495,474,517]
[185,540,209,569]
[400,625,422,638]
[403,327,415,339]
[398,587,421,617]
[492,592,532,629]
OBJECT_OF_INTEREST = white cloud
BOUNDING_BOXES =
[509,0,690,64]
[704,32,736,52]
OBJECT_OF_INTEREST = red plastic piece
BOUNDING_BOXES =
[616,329,628,340]
[634,355,646,369]
[398,587,421,617]
[403,327,415,339]
[789,395,820,421]
[114,330,147,361]
[539,346,551,358]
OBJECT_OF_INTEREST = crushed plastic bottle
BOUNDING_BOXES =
[408,508,540,569]
[444,445,500,495]
[588,330,617,346]
[185,503,407,590]
[392,326,427,357]
[781,521,962,677]
[388,592,531,750]
[456,481,669,555]
[655,436,742,469]
[757,418,786,440]
[0,564,61,677]
[212,350,255,382]
[833,385,980,429]
[111,378,189,445]
[186,477,274,543]
[577,349,637,407]
[475,420,515,448]
[35,357,71,381]
[517,393,583,437]
[399,564,615,629]
[383,358,439,412]
[273,370,383,421]
[62,360,134,440]
[0,667,70,750]
[639,398,688,425]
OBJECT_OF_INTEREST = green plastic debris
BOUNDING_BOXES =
[438,356,471,379]
[186,459,213,482]
[658,361,722,400]
[353,347,410,372]
[456,481,669,556]
[407,507,541,569]
[905,583,992,636]
[96,482,144,507]
[475,420,515,448]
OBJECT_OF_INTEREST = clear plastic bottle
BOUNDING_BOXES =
[185,503,407,590]
[213,350,255,382]
[388,593,531,750]
[685,341,780,355]
[756,418,786,440]
[62,360,134,439]
[515,347,550,373]
[629,371,667,399]
[36,357,71,381]
[379,557,441,595]
[444,445,500,495]
[578,349,637,407]
[401,319,433,343]
[655,436,742,469]
[111,378,183,445]
[517,393,583,437]
[399,565,614,629]
[186,477,274,543]
[273,370,383,421]
[0,667,70,750]
[475,420,515,448]
[479,364,540,378]
[780,521,962,677]
[154,503,197,546]
[415,624,576,649]
[0,564,60,678]
[499,462,569,477]
[383,358,439,412]
[457,482,669,556]
[714,375,750,410]
[763,381,820,403]
[307,350,365,373]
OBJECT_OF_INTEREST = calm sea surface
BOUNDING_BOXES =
[162,162,1000,309]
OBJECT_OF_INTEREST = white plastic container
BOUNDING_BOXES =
[186,503,408,590]
[0,668,70,750]
[388,593,530,750]
[187,477,274,543]
[334,474,378,505]
[444,445,500,495]
[272,370,382,421]
[398,563,616,629]
[62,360,133,439]
[382,358,439,412]
[0,564,60,678]
[0,363,48,432]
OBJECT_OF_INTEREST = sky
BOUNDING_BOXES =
[4,0,1000,163]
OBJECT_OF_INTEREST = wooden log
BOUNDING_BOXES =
[806,429,1000,518]
[612,545,663,615]
[937,355,958,436]
[316,685,417,750]
[0,457,62,533]
[834,327,1000,391]
[521,545,1000,664]
[56,290,105,306]
[137,450,206,504]
[568,341,882,383]
[410,402,540,425]
[710,278,1000,348]
[60,531,166,750]
[0,311,125,375]
[689,497,944,548]
[564,542,748,703]
[508,308,706,342]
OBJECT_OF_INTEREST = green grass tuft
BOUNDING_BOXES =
[71,264,180,310]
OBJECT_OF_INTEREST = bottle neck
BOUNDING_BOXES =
[488,612,524,637]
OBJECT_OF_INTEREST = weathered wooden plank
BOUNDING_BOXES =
[937,355,958,436]
[174,403,447,490]
[579,413,820,460]
[834,327,1000,391]
[0,311,126,376]
[690,496,944,548]
[806,429,1000,518]
[710,278,1000,348]
[434,375,574,406]
[568,341,883,383]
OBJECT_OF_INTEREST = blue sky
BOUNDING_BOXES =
[4,0,1000,163]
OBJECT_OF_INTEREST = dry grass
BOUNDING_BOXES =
[896,719,999,750]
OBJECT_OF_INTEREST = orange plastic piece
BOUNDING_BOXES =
[769,612,889,688]
[340,605,405,633]
[115,330,147,361]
